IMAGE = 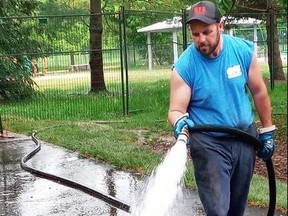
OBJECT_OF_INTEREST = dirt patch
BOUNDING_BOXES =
[142,131,287,184]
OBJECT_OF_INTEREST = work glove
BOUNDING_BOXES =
[173,113,194,139]
[257,125,276,162]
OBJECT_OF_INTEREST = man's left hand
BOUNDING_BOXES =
[257,125,276,162]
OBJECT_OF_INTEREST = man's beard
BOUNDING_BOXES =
[197,32,221,57]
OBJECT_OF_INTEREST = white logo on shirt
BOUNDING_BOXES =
[226,65,242,79]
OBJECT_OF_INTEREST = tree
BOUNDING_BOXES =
[266,0,286,81]
[89,0,106,93]
[218,0,287,81]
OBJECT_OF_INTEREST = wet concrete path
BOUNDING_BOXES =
[0,133,285,216]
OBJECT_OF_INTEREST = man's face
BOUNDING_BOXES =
[189,20,223,57]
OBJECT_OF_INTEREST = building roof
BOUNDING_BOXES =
[225,17,262,26]
[137,16,182,33]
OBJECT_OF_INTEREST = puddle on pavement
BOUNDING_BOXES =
[0,134,284,216]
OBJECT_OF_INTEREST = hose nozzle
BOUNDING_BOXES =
[177,127,189,143]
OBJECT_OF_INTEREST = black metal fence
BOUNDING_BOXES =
[0,8,286,122]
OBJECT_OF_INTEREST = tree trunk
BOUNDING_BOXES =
[266,3,286,80]
[89,0,106,93]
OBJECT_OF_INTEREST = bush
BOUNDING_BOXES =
[0,56,38,102]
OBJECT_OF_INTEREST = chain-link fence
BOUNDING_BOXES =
[1,13,125,121]
[0,8,286,122]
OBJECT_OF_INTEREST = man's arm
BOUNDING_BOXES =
[248,53,275,161]
[168,69,192,126]
[247,53,273,127]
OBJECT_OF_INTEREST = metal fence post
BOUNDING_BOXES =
[268,9,275,90]
[119,7,126,116]
[0,113,3,134]
[120,6,129,116]
[182,8,188,51]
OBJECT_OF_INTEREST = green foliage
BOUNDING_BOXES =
[0,0,40,101]
[217,0,287,15]
[0,0,38,16]
[38,0,89,15]
[217,0,233,15]
[37,0,90,53]
[0,57,38,101]
[104,0,191,12]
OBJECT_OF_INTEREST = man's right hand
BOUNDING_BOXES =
[173,113,194,139]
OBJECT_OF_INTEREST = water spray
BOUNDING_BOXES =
[131,128,189,215]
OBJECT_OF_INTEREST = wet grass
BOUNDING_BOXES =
[4,71,287,212]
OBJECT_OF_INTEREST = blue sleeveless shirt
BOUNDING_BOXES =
[174,34,254,130]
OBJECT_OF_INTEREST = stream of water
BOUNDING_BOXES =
[131,136,188,216]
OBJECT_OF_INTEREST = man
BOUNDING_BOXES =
[168,1,275,215]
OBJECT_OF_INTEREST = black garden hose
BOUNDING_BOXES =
[20,131,131,213]
[188,125,276,216]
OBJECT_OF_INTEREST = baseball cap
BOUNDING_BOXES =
[186,1,222,24]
